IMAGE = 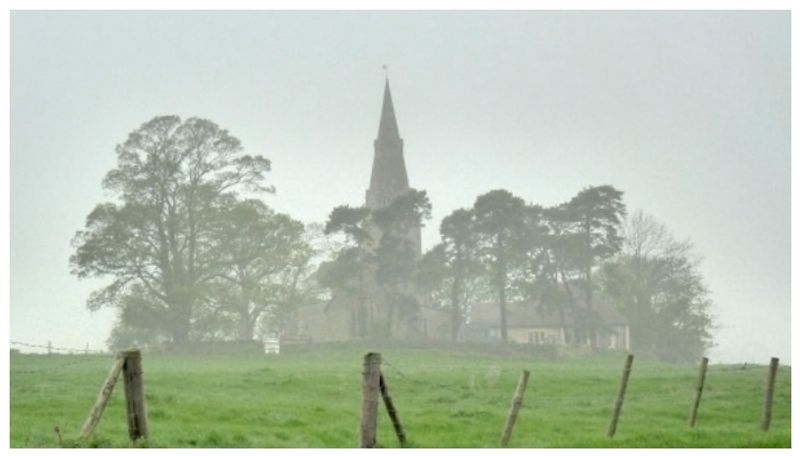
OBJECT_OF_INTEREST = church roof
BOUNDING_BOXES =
[377,79,400,140]
[468,291,628,329]
[367,78,410,207]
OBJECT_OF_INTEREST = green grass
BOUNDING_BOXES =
[9,346,791,448]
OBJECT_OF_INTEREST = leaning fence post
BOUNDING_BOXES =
[361,352,381,448]
[500,369,531,447]
[121,349,148,442]
[688,356,709,427]
[80,354,126,438]
[760,357,779,431]
[379,373,407,446]
[607,353,634,438]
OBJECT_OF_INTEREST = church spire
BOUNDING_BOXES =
[365,75,422,257]
[366,77,409,209]
[377,79,400,140]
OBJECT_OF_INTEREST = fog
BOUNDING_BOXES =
[10,11,790,363]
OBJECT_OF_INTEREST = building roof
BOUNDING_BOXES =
[367,78,410,207]
[468,289,628,329]
[377,79,400,140]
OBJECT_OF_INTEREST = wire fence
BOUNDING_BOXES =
[11,340,109,355]
[11,341,787,446]
[381,356,411,380]
[10,340,113,374]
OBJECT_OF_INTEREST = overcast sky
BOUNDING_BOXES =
[10,10,790,363]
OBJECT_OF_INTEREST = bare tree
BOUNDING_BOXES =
[600,210,714,361]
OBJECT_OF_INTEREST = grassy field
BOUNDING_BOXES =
[9,345,791,448]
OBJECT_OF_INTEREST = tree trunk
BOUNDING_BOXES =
[450,272,462,341]
[172,324,190,346]
[239,310,254,341]
[238,280,255,341]
[497,235,508,343]
[559,268,578,346]
[585,266,597,349]
[385,288,395,339]
[558,305,569,344]
[357,267,368,338]
[499,285,508,343]
[170,293,193,346]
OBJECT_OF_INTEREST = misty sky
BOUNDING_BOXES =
[10,11,790,363]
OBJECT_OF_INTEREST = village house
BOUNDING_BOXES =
[464,292,631,350]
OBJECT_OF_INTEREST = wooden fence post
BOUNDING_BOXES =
[80,355,126,439]
[760,357,779,431]
[688,357,709,427]
[379,373,407,446]
[361,352,381,448]
[500,369,531,447]
[121,349,148,442]
[607,353,634,438]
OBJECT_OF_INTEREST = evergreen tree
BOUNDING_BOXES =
[472,189,527,342]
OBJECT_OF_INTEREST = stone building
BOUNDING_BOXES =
[283,80,448,343]
[465,291,631,350]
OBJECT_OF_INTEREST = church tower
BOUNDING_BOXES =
[284,78,433,343]
[365,79,422,256]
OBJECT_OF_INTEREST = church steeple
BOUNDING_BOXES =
[365,76,421,257]
[366,78,410,209]
[377,79,400,140]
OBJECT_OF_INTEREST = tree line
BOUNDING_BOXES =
[71,116,712,361]
[416,189,713,362]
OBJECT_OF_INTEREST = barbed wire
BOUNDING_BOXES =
[381,356,411,381]
[10,340,113,374]
[11,340,109,354]
[10,355,113,375]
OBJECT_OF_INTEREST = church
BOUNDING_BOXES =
[283,79,451,344]
[281,79,633,349]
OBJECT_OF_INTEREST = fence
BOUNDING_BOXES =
[10,341,113,375]
[9,341,786,447]
[11,340,109,355]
